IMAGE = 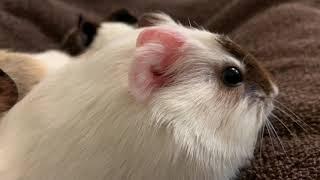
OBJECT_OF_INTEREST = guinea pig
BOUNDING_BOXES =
[0,51,46,100]
[61,9,137,56]
[0,13,278,180]
[0,51,68,118]
[0,50,73,113]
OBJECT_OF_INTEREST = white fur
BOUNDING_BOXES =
[31,50,73,75]
[28,21,134,76]
[0,14,276,180]
[79,22,135,59]
[28,22,135,76]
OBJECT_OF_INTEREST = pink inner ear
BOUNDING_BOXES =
[129,27,186,101]
[137,28,185,50]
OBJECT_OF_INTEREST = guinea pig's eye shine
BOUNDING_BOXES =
[222,67,243,87]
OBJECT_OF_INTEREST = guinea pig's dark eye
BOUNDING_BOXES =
[222,67,243,87]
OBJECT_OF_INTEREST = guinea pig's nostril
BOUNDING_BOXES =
[222,67,243,87]
[269,84,279,98]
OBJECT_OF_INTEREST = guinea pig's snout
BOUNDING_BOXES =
[217,35,278,101]
[247,82,278,105]
[244,69,278,103]
[269,84,279,99]
[261,80,279,100]
[241,58,278,101]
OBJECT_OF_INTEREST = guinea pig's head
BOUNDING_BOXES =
[128,13,278,161]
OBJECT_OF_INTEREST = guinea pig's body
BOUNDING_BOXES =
[0,14,277,180]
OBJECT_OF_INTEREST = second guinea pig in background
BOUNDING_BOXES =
[0,9,138,116]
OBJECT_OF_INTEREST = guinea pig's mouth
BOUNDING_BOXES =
[248,94,275,115]
[257,98,275,119]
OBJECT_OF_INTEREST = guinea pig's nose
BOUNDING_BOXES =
[268,84,279,99]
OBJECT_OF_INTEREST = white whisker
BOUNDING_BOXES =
[266,120,287,156]
[270,113,296,137]
[275,107,307,131]
[259,121,266,158]
[187,18,192,28]
[274,100,313,132]
[265,120,276,153]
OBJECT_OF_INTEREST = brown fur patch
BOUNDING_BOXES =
[62,9,136,56]
[107,8,138,25]
[61,15,100,56]
[217,36,275,96]
[0,69,18,113]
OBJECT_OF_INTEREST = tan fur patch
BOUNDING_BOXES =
[0,51,46,100]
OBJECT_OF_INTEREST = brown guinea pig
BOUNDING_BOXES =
[61,9,137,56]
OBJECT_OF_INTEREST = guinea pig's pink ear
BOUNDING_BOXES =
[129,28,186,101]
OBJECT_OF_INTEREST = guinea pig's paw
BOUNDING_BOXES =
[129,28,186,101]
[138,12,176,27]
[0,69,18,112]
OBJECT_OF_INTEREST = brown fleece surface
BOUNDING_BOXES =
[0,0,318,179]
[0,69,18,113]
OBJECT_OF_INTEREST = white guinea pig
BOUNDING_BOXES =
[0,13,278,180]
